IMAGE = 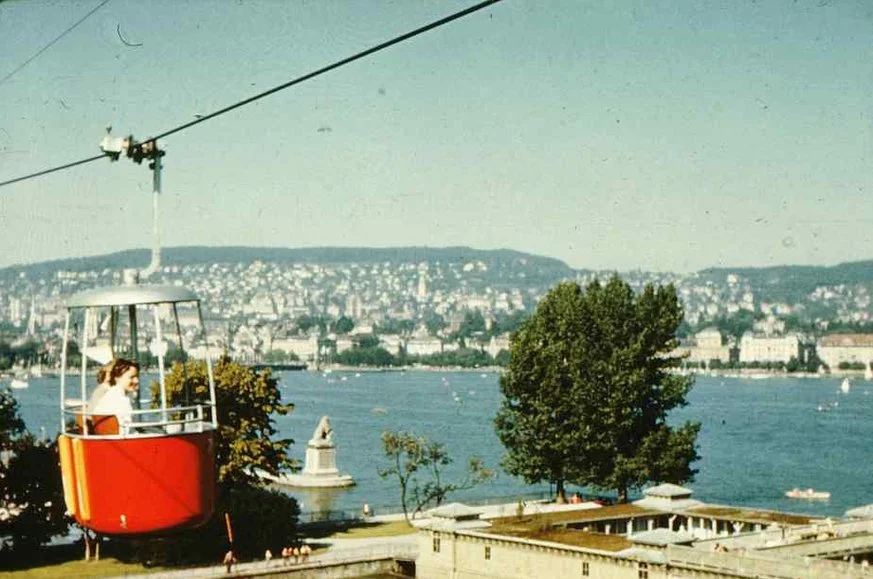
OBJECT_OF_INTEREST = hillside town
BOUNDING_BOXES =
[1,255,873,372]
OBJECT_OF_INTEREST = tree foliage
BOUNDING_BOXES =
[0,437,68,554]
[128,357,299,565]
[122,484,299,566]
[0,390,68,555]
[378,430,494,523]
[159,356,295,486]
[495,277,700,503]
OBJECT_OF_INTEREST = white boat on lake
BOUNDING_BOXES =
[786,487,830,500]
[10,378,28,389]
[840,378,851,394]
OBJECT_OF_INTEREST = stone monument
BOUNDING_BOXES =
[284,416,354,488]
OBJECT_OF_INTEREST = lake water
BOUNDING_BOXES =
[9,371,873,520]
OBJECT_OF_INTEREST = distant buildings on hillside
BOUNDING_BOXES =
[678,328,873,372]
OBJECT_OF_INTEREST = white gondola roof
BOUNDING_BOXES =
[66,284,199,308]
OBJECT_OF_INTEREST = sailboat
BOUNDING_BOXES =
[840,377,850,394]
[865,364,872,381]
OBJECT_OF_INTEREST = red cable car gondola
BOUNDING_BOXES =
[57,284,218,535]
[52,132,218,535]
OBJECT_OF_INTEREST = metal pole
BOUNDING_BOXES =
[60,311,70,434]
[153,305,167,423]
[128,304,139,409]
[81,309,90,437]
[197,302,218,428]
[140,152,162,280]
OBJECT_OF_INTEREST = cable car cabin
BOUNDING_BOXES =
[57,284,218,536]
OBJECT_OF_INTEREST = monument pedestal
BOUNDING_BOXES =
[284,416,354,488]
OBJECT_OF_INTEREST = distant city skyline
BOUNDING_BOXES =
[2,1,871,273]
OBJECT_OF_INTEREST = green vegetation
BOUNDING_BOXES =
[378,430,494,523]
[117,358,300,565]
[0,544,161,578]
[0,389,68,558]
[327,519,416,539]
[160,356,295,485]
[496,277,700,503]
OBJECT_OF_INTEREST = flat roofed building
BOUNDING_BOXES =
[739,333,800,364]
[417,485,873,578]
[684,328,730,364]
[817,333,873,370]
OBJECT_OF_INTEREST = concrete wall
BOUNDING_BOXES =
[236,556,412,578]
[417,531,642,579]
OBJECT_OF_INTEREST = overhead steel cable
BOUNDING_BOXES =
[0,0,502,190]
[152,0,502,141]
[0,153,110,188]
[0,0,111,89]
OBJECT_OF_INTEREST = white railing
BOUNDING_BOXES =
[62,402,217,438]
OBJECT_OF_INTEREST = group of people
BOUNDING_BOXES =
[279,544,311,565]
[85,357,141,431]
[263,544,312,566]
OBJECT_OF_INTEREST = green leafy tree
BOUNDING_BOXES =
[714,310,761,343]
[424,313,447,336]
[379,430,494,523]
[0,390,67,553]
[332,316,355,335]
[129,357,299,565]
[458,311,486,338]
[0,437,68,553]
[0,342,13,371]
[355,334,381,349]
[375,318,415,336]
[0,388,24,445]
[491,310,529,338]
[160,356,295,485]
[495,277,700,503]
[263,349,300,363]
[124,485,299,565]
[334,346,397,367]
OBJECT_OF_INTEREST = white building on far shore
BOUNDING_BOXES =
[817,333,873,370]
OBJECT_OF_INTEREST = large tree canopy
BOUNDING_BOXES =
[495,277,700,503]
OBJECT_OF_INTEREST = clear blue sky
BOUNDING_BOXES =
[1,1,871,272]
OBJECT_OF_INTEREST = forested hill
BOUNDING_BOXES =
[1,246,576,287]
[698,260,873,302]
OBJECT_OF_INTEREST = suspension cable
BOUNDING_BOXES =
[0,0,502,190]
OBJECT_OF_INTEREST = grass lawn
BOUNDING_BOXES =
[326,519,417,539]
[0,543,164,579]
[0,558,160,578]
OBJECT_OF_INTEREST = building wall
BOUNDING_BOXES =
[817,344,873,370]
[416,529,751,579]
[416,531,642,579]
[739,335,800,363]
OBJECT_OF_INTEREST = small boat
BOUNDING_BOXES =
[10,378,28,389]
[840,378,850,394]
[866,365,873,381]
[785,488,830,500]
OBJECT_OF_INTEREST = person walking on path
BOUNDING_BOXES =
[264,548,273,566]
[300,543,311,563]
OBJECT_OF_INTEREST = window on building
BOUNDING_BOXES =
[582,561,590,576]
[484,546,491,560]
[433,536,441,553]
[638,562,649,579]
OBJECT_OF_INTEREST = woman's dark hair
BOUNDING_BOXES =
[97,358,140,385]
